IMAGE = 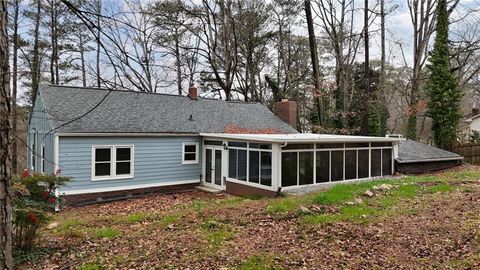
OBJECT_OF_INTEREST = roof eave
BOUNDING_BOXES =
[395,156,464,163]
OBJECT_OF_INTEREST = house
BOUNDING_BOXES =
[29,85,410,206]
[465,109,480,139]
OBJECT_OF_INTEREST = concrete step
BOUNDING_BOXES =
[196,186,223,193]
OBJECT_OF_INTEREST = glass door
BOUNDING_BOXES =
[204,147,223,188]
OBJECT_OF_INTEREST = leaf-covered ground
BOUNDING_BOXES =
[17,165,480,269]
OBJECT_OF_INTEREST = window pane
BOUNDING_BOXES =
[382,149,392,176]
[345,150,357,180]
[249,143,272,150]
[95,163,110,176]
[95,148,111,162]
[345,143,369,148]
[331,151,344,181]
[205,140,222,146]
[260,152,272,186]
[205,149,212,183]
[283,144,313,150]
[215,150,222,185]
[228,141,247,148]
[317,143,344,149]
[228,149,237,179]
[372,142,391,147]
[316,151,329,183]
[116,161,131,175]
[299,152,314,185]
[116,148,131,161]
[184,145,196,153]
[249,151,260,183]
[358,150,369,178]
[281,152,297,187]
[237,150,247,181]
[184,153,196,161]
[371,149,382,177]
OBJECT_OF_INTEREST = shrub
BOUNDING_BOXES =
[12,169,70,250]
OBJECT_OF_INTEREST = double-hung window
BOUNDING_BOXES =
[92,145,134,180]
[182,143,199,164]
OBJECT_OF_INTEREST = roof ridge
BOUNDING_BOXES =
[42,84,261,104]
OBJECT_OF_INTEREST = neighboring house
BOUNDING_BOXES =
[28,85,455,206]
[465,112,480,139]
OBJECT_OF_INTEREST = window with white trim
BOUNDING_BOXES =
[92,145,134,180]
[182,143,198,164]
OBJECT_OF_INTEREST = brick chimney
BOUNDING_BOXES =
[188,84,198,100]
[274,99,297,128]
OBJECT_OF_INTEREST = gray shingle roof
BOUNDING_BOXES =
[39,85,298,134]
[397,139,463,163]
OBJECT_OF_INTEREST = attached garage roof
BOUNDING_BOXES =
[200,133,405,143]
[397,139,463,163]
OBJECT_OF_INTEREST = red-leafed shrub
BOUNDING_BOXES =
[12,170,70,250]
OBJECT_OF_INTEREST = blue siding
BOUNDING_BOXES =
[28,91,55,174]
[58,136,202,194]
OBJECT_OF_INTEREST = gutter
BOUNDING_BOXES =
[395,156,464,163]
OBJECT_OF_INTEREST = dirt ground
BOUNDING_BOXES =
[18,166,480,269]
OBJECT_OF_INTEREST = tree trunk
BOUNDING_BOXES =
[79,34,86,87]
[175,35,182,95]
[31,0,42,100]
[380,0,385,101]
[96,0,101,87]
[50,0,56,84]
[362,0,370,135]
[12,0,20,175]
[304,0,324,127]
[0,0,13,268]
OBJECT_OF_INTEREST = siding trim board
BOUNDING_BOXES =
[60,179,199,195]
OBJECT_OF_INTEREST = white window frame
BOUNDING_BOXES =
[91,145,134,181]
[41,144,46,174]
[182,142,199,164]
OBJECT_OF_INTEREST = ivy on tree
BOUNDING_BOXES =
[426,0,462,150]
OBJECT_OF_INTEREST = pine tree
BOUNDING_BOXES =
[426,0,462,150]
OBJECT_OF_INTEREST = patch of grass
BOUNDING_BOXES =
[237,255,282,270]
[444,170,480,181]
[125,213,146,223]
[54,218,84,237]
[425,183,452,193]
[93,227,121,239]
[313,179,391,205]
[266,198,300,214]
[389,184,418,199]
[302,204,378,224]
[78,263,103,270]
[205,229,235,248]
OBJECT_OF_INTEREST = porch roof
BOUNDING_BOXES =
[200,133,405,144]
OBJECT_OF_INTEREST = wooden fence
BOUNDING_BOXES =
[452,142,480,165]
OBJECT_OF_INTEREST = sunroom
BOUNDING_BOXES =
[199,133,404,197]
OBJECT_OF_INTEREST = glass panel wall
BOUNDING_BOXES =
[299,152,314,185]
[281,152,297,187]
[281,142,394,188]
[316,151,329,183]
[227,141,272,187]
[345,150,357,180]
[331,151,344,181]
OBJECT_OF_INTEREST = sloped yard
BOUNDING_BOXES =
[17,166,480,269]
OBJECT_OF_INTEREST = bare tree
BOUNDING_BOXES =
[11,0,21,174]
[0,0,13,268]
[304,0,324,126]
